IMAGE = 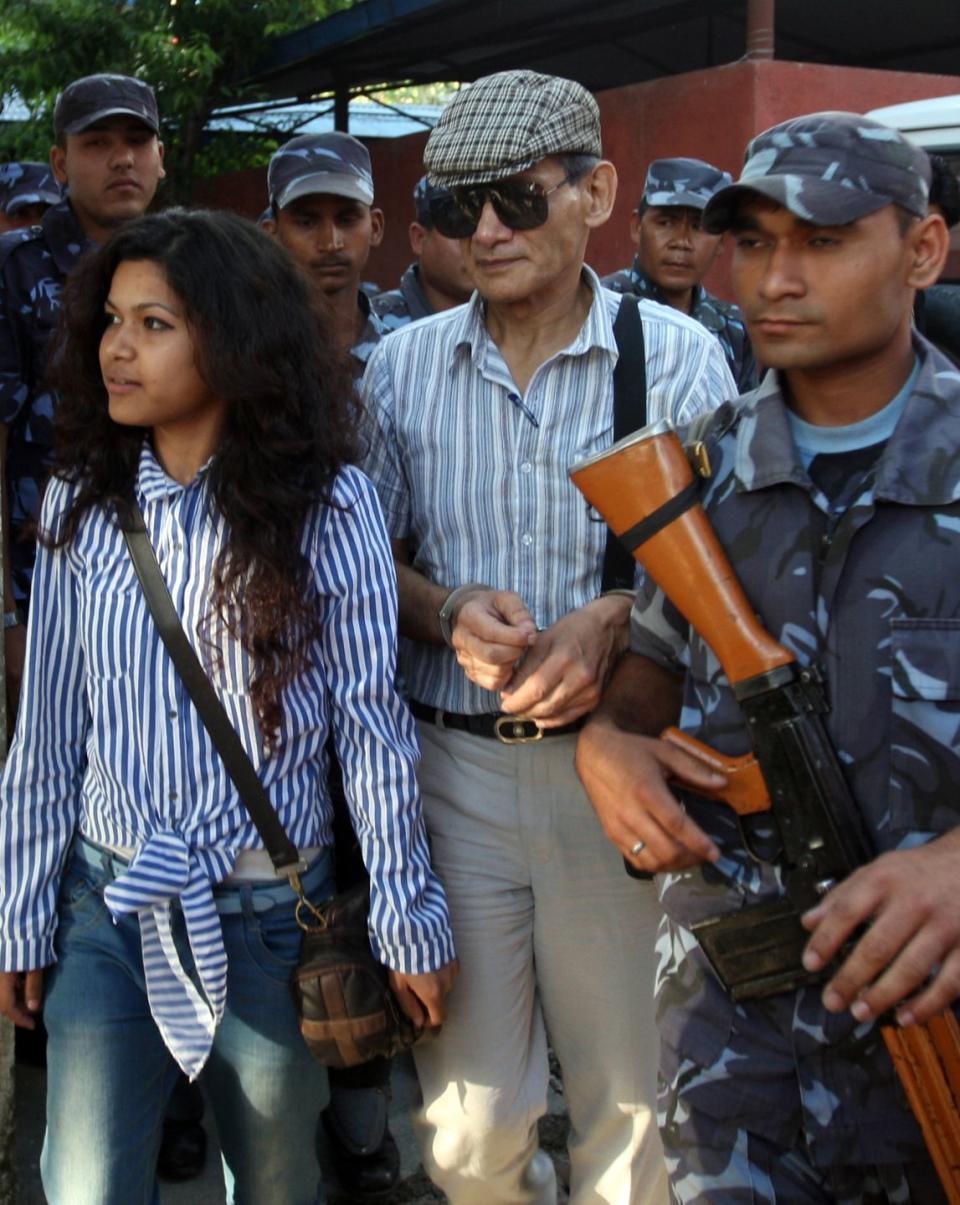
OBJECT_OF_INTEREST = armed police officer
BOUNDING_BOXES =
[0,163,61,233]
[578,112,956,1203]
[604,157,757,392]
[0,74,165,708]
[373,176,473,330]
[264,130,407,1199]
[264,132,388,377]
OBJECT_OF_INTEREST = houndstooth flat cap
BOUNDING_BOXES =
[425,70,601,188]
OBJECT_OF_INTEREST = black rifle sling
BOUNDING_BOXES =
[602,294,647,592]
[117,499,302,875]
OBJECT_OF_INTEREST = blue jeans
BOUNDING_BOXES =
[41,838,334,1205]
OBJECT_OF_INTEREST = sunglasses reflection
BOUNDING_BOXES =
[429,173,577,238]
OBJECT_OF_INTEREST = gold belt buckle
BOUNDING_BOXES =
[494,715,544,744]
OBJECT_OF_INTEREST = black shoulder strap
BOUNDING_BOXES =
[116,500,303,877]
[602,294,647,591]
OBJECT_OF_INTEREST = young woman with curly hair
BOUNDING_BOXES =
[0,208,457,1205]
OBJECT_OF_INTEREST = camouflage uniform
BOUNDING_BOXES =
[0,163,29,206]
[351,289,386,374]
[0,162,61,218]
[0,200,91,603]
[371,263,433,331]
[265,134,386,374]
[630,337,957,1201]
[371,178,461,333]
[604,156,757,393]
[603,260,757,392]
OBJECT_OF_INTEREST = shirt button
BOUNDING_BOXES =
[169,791,179,802]
[168,708,177,719]
[521,533,533,546]
[520,462,533,474]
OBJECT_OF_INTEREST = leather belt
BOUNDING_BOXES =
[409,699,584,744]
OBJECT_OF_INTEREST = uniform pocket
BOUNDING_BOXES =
[888,619,960,834]
[656,917,737,1069]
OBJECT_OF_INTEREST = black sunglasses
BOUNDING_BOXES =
[428,172,576,239]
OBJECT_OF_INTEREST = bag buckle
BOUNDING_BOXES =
[287,870,328,933]
[494,715,544,744]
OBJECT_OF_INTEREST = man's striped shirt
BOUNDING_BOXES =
[361,267,736,715]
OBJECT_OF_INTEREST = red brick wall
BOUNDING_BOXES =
[198,60,960,297]
[594,59,960,299]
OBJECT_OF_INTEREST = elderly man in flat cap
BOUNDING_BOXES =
[361,69,734,1204]
[578,111,955,1203]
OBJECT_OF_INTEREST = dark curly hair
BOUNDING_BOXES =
[46,207,360,750]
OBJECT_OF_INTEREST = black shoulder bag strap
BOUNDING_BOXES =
[116,498,305,880]
[602,294,647,592]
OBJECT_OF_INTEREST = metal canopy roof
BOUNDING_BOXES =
[245,0,960,102]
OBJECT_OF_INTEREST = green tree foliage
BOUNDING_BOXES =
[0,0,353,200]
[367,81,459,107]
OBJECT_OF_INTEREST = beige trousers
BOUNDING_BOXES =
[412,722,668,1205]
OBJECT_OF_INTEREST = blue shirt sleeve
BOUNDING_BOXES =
[313,466,455,973]
[0,475,89,970]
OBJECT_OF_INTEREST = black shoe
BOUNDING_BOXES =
[322,1107,401,1200]
[156,1117,207,1182]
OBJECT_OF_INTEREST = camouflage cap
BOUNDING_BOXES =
[268,132,374,210]
[424,70,601,188]
[412,175,451,225]
[703,111,930,233]
[641,157,733,210]
[0,162,61,214]
[54,73,160,139]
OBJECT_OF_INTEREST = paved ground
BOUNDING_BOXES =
[13,1051,571,1204]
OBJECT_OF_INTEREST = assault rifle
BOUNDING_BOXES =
[569,419,960,1202]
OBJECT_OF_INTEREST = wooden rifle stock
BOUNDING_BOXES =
[571,420,793,689]
[884,1019,960,1201]
[569,423,960,1201]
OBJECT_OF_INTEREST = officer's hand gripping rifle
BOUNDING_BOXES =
[569,420,960,1202]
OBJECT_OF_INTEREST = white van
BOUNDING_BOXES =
[867,96,960,280]
[866,95,960,161]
